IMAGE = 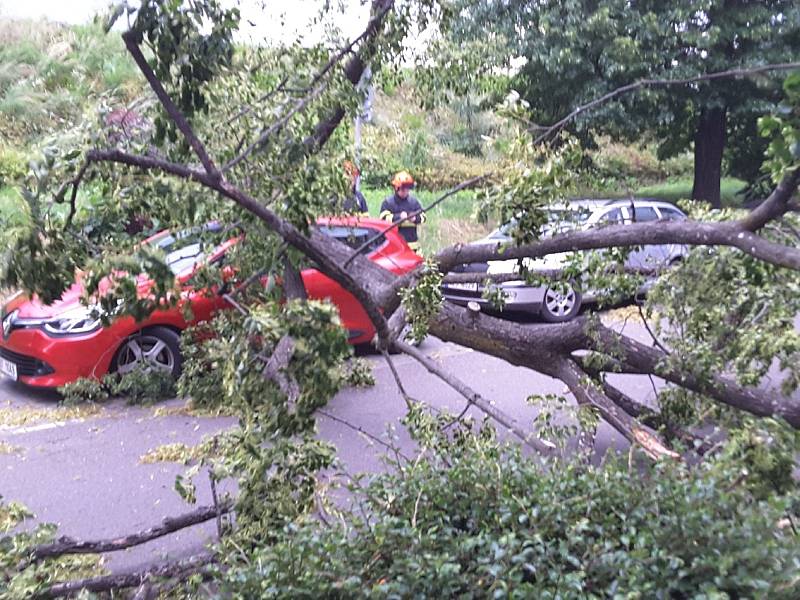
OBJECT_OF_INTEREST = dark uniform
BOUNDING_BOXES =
[379,193,426,250]
[343,190,368,214]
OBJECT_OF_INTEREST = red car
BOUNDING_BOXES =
[0,217,421,388]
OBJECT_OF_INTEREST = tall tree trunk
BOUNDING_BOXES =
[691,106,727,209]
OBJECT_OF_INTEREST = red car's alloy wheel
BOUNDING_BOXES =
[113,327,182,378]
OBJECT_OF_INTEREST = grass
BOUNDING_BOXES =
[0,18,142,141]
[634,177,747,207]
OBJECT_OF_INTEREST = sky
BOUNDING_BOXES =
[0,0,376,45]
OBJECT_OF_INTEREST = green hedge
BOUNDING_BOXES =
[218,415,800,598]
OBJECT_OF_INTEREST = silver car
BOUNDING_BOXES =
[442,199,687,322]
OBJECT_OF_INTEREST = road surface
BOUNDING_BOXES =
[1,314,656,574]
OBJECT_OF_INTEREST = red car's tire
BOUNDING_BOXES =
[112,326,183,379]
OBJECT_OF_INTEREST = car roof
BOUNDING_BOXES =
[554,198,682,213]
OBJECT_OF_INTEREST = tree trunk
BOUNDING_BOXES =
[691,106,727,209]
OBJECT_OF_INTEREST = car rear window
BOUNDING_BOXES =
[319,226,386,254]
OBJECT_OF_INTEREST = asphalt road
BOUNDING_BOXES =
[1,313,657,574]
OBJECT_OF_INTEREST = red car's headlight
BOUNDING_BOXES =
[43,306,103,336]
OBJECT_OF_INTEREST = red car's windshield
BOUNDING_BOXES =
[146,223,227,276]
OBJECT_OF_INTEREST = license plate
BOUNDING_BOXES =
[0,357,17,381]
[446,282,479,292]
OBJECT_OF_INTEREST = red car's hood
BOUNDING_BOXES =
[13,273,154,319]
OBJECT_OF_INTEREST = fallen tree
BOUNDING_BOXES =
[2,0,799,596]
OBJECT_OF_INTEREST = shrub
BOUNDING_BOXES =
[0,146,28,187]
[58,377,110,405]
[58,366,175,406]
[111,367,175,404]
[219,410,800,598]
[580,138,694,193]
[360,86,497,190]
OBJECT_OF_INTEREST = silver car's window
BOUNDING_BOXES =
[628,206,659,222]
[490,209,592,239]
[658,206,685,220]
[598,207,624,224]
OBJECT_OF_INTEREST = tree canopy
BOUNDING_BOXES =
[438,0,800,206]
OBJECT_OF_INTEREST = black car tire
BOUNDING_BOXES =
[112,326,183,379]
[540,284,582,323]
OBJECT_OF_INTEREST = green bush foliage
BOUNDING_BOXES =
[0,146,28,187]
[218,409,800,599]
[58,377,111,405]
[1,497,105,599]
[360,85,497,190]
[58,365,175,406]
[340,357,376,388]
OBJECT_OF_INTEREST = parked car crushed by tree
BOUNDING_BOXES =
[0,218,421,387]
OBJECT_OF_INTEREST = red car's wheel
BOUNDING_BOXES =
[112,327,183,379]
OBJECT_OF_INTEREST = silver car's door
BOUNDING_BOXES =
[655,205,687,262]
[622,205,669,269]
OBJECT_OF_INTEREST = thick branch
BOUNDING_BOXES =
[121,30,220,179]
[305,0,395,150]
[38,553,215,598]
[436,202,800,275]
[261,335,299,401]
[282,256,308,301]
[86,148,212,185]
[551,357,679,460]
[29,502,232,561]
[739,167,800,231]
[595,377,715,455]
[84,147,393,343]
[591,324,800,427]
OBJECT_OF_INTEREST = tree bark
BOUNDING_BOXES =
[29,502,232,561]
[692,105,727,209]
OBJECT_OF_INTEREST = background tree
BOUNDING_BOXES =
[440,0,800,207]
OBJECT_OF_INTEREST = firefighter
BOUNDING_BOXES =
[342,161,369,214]
[380,171,425,252]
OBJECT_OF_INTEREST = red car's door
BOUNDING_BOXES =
[302,221,421,344]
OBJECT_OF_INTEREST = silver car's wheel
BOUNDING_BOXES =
[540,284,581,323]
[113,327,182,378]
